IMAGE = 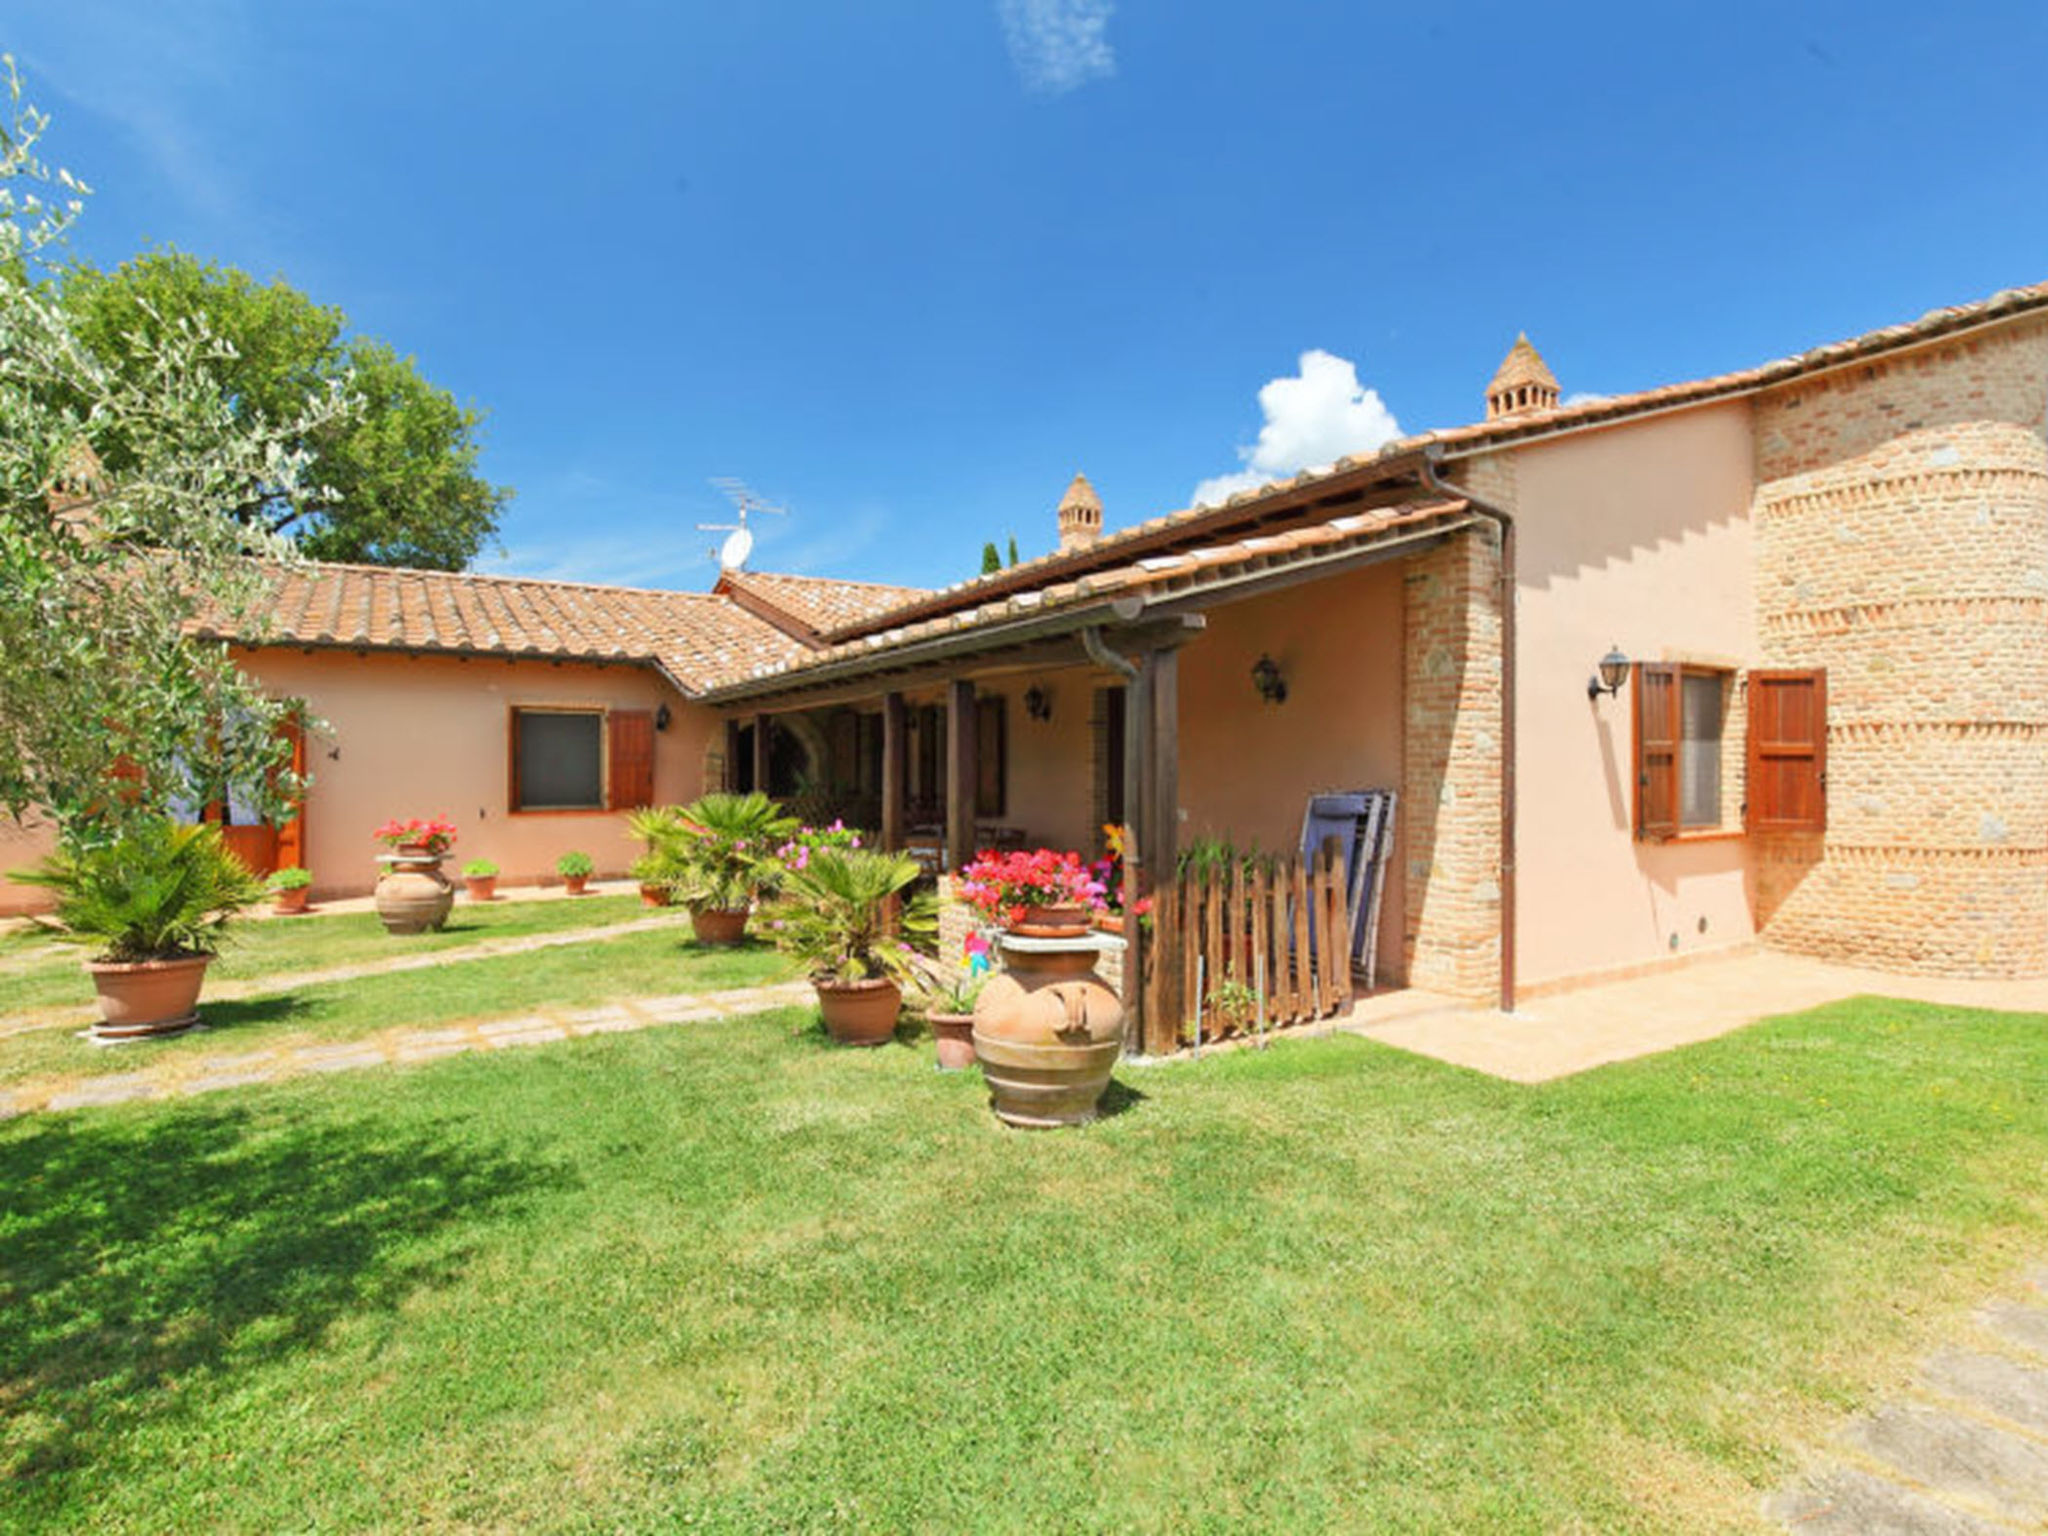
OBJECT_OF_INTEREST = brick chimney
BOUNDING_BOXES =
[1057,472,1102,553]
[1485,333,1559,421]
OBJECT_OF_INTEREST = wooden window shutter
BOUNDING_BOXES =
[1634,662,1680,839]
[1746,669,1827,833]
[607,710,655,811]
[975,695,1006,818]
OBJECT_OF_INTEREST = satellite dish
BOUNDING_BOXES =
[719,526,755,570]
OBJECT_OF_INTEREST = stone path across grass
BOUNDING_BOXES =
[0,978,815,1118]
[1769,1264,2048,1533]
[0,910,696,1039]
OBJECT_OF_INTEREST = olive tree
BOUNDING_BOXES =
[0,58,349,841]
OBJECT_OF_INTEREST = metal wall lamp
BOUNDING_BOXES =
[1587,646,1630,701]
[1023,684,1052,722]
[655,703,672,732]
[1251,654,1288,705]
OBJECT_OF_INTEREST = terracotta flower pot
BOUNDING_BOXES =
[1004,902,1093,939]
[639,882,673,908]
[815,976,902,1047]
[272,887,311,916]
[690,906,749,945]
[464,875,498,903]
[926,1010,977,1071]
[564,874,590,896]
[85,954,212,1041]
[1093,912,1125,935]
[376,853,454,934]
[972,937,1123,1127]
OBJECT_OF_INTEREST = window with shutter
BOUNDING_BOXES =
[1634,663,1736,839]
[1634,663,1679,839]
[1746,669,1827,833]
[606,709,655,811]
[511,708,606,810]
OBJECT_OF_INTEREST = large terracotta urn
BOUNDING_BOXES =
[85,955,211,1041]
[375,850,455,935]
[972,934,1124,1128]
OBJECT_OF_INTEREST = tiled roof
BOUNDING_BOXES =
[704,496,1472,701]
[202,561,810,695]
[818,277,2048,645]
[713,568,932,640]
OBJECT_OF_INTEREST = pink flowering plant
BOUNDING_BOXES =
[955,847,1106,927]
[373,816,458,856]
[773,819,864,877]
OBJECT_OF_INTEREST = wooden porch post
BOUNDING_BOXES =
[1121,662,1153,1050]
[752,713,772,796]
[880,691,905,852]
[723,718,743,792]
[1142,648,1181,1055]
[945,679,978,876]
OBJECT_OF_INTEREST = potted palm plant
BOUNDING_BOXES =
[765,847,934,1046]
[626,806,685,906]
[13,817,265,1040]
[664,792,798,944]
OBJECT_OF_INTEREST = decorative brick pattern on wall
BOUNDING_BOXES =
[1752,320,2048,976]
[1401,528,1505,1001]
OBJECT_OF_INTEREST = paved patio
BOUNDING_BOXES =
[1336,947,2047,1083]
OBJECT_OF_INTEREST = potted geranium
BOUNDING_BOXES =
[955,847,1106,937]
[764,847,934,1046]
[905,931,994,1070]
[13,817,265,1040]
[461,858,499,902]
[269,865,314,916]
[556,850,594,895]
[372,815,458,934]
[663,791,798,944]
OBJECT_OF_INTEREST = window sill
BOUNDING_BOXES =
[1640,828,1746,845]
[509,807,616,817]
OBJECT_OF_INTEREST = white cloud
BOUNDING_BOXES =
[1562,391,1610,407]
[1190,350,1403,508]
[997,0,1116,95]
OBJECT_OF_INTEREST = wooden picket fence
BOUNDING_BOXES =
[1142,838,1353,1050]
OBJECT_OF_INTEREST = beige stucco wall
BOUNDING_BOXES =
[1494,399,1761,990]
[1178,562,1408,984]
[0,648,712,914]
[995,663,1110,856]
[245,649,708,900]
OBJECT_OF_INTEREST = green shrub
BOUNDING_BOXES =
[556,850,594,878]
[269,866,314,891]
[462,859,500,879]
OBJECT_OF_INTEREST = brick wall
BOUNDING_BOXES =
[1752,319,2048,976]
[1401,527,1505,1001]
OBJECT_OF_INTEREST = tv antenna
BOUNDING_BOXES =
[699,478,788,570]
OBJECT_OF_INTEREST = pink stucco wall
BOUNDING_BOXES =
[1178,562,1408,983]
[1500,400,1760,990]
[0,648,712,913]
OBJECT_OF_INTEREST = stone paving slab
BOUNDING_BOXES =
[175,1070,277,1096]
[480,1026,567,1049]
[1923,1350,2048,1435]
[296,1050,389,1074]
[1982,1301,2048,1359]
[1767,1466,2011,1536]
[45,1077,162,1110]
[1846,1405,2048,1526]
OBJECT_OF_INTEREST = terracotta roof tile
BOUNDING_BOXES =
[713,569,932,639]
[200,561,809,696]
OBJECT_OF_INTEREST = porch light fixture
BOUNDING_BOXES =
[1023,684,1052,722]
[655,703,672,732]
[1587,645,1630,702]
[1251,653,1288,705]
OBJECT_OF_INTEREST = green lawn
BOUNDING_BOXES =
[0,893,665,1016]
[3,996,2044,1531]
[0,929,794,1088]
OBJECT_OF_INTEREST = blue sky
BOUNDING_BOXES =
[13,2,2048,590]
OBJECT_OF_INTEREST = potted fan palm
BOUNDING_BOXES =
[12,817,266,1040]
[765,847,934,1046]
[663,791,798,944]
[626,806,686,906]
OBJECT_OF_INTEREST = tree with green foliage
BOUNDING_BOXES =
[980,541,1001,575]
[60,250,509,570]
[1006,533,1018,566]
[0,59,342,840]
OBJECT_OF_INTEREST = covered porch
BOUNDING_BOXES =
[705,487,1497,1052]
